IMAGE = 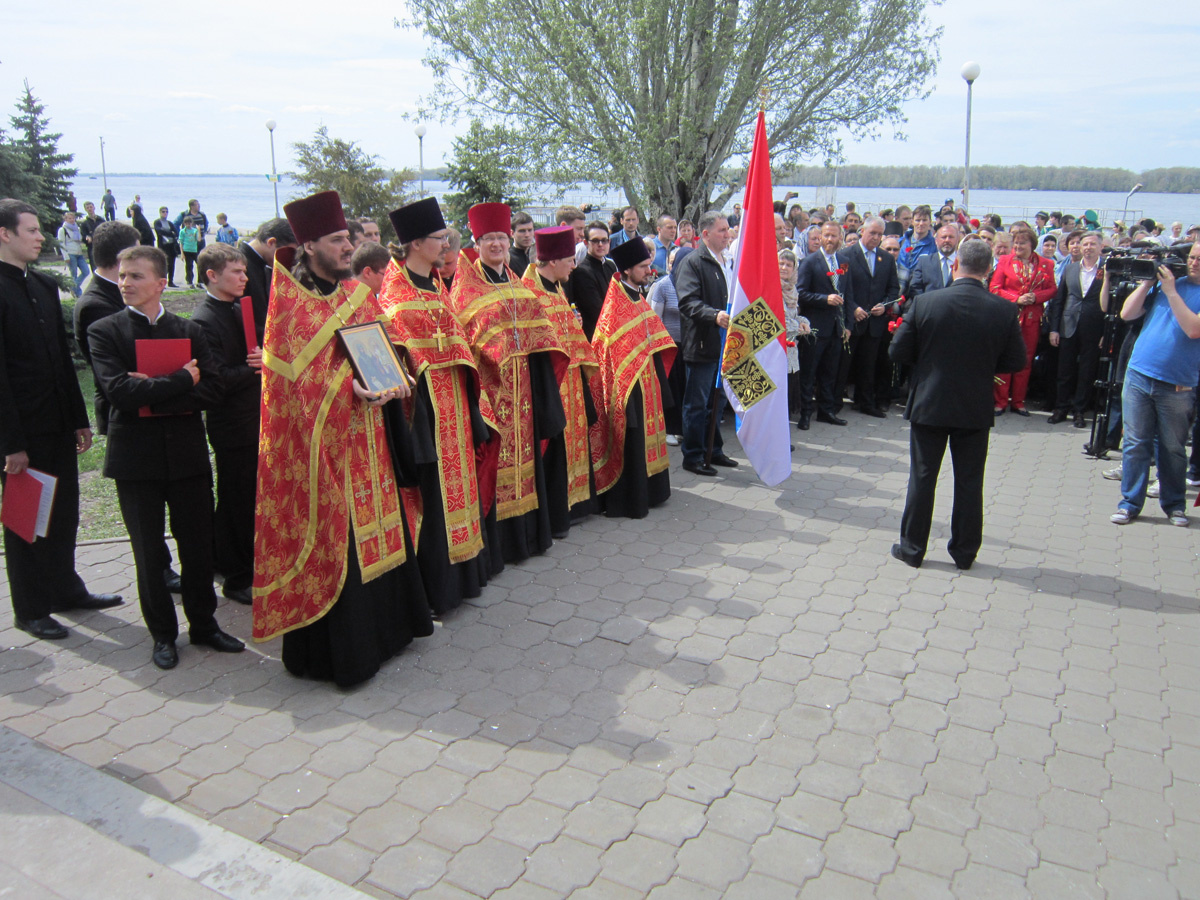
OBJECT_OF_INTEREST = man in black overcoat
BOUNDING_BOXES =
[835,216,901,417]
[0,200,122,640]
[87,245,243,669]
[888,238,1027,570]
[796,221,858,428]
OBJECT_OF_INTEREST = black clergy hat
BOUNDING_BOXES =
[883,221,905,237]
[611,236,651,272]
[389,197,446,244]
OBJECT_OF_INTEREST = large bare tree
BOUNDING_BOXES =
[398,0,941,221]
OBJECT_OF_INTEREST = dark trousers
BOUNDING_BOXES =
[3,431,88,620]
[213,445,257,591]
[163,248,178,286]
[115,475,218,643]
[898,423,990,565]
[849,333,883,410]
[799,329,842,417]
[681,360,725,466]
[183,251,198,285]
[1055,322,1102,414]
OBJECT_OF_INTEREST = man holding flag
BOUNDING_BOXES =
[675,212,739,477]
[716,109,793,487]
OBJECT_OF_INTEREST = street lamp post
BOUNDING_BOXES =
[414,124,427,197]
[266,120,280,217]
[99,137,108,192]
[1121,182,1143,230]
[961,61,981,216]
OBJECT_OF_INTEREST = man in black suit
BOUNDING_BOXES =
[87,245,243,669]
[1047,232,1108,428]
[239,218,296,343]
[888,238,1027,570]
[191,244,262,605]
[566,220,618,340]
[796,221,857,428]
[907,223,962,302]
[836,216,901,417]
[0,200,123,640]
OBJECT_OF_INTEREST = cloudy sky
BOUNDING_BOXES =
[4,1,1196,176]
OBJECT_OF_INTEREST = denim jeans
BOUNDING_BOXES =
[1119,368,1195,515]
[681,360,725,466]
[66,253,89,295]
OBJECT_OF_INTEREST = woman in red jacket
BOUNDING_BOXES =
[990,225,1056,414]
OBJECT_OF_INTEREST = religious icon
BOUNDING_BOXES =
[336,321,411,395]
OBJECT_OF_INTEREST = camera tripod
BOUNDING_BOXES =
[1084,281,1137,459]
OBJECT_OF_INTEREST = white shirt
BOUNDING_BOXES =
[1080,261,1099,295]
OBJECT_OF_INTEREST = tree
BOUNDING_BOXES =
[6,80,77,223]
[291,126,414,232]
[441,121,530,228]
[398,0,940,222]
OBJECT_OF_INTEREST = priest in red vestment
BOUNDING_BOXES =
[252,190,432,687]
[590,237,677,518]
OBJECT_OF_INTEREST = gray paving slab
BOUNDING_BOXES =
[2,413,1198,898]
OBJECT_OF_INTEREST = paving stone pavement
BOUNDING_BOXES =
[2,412,1198,899]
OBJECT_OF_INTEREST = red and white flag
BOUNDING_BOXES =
[720,110,791,486]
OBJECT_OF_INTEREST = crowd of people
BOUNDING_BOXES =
[2,186,1197,688]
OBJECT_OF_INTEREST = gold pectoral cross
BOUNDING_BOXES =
[433,328,447,351]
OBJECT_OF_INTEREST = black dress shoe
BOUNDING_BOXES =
[816,412,848,426]
[890,543,922,569]
[190,629,245,653]
[1073,412,1087,429]
[797,416,811,431]
[951,556,975,571]
[152,640,178,669]
[683,461,718,477]
[858,407,886,418]
[54,592,124,612]
[710,454,739,468]
[222,586,253,605]
[1047,409,1067,424]
[163,569,182,593]
[15,616,68,640]
[1012,407,1030,417]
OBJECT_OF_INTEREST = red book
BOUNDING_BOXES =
[239,295,259,351]
[1,468,57,544]
[135,338,193,417]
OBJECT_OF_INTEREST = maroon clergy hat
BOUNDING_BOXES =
[283,191,348,245]
[389,197,446,244]
[534,225,575,262]
[611,235,651,272]
[467,202,512,241]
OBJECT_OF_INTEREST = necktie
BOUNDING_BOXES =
[827,256,839,290]
[942,257,951,286]
[867,250,875,276]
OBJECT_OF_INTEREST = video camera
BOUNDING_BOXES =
[1103,243,1190,282]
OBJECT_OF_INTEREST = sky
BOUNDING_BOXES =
[3,1,1198,177]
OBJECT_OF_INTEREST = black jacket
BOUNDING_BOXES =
[87,307,222,481]
[509,245,535,276]
[1046,261,1105,339]
[0,261,90,456]
[889,277,1027,430]
[567,254,617,341]
[73,274,125,434]
[153,217,179,254]
[796,249,856,339]
[838,244,901,338]
[240,242,271,342]
[674,242,729,363]
[190,296,261,449]
[131,208,155,247]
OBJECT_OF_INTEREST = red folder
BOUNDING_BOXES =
[239,295,259,351]
[135,338,193,417]
[1,468,57,544]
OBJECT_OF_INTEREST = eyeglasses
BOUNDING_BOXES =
[588,237,610,245]
[479,234,509,244]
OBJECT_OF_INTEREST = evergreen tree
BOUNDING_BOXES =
[8,80,77,222]
[441,121,529,229]
[291,126,413,234]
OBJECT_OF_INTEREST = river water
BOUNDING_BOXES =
[70,173,1200,237]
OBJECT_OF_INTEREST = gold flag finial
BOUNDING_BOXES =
[758,87,770,111]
